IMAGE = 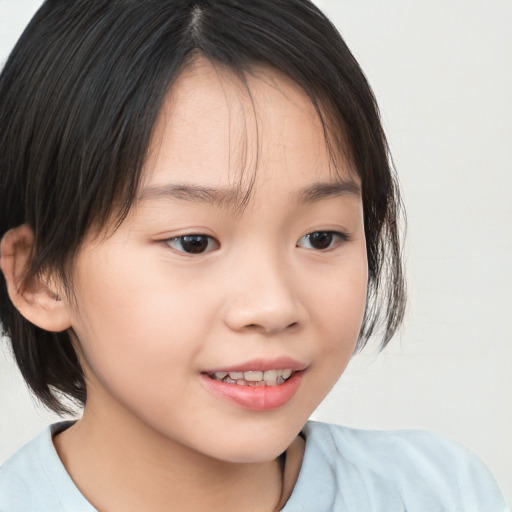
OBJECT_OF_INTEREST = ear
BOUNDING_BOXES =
[0,224,72,332]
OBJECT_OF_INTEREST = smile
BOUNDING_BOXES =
[208,369,293,387]
[200,368,304,410]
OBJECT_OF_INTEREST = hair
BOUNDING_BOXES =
[0,0,406,414]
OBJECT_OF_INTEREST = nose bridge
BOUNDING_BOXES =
[223,239,306,334]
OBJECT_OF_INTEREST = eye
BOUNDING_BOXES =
[165,235,219,254]
[296,231,348,251]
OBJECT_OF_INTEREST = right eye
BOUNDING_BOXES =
[165,235,219,254]
[296,230,349,251]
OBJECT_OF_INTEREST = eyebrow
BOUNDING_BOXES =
[297,180,361,203]
[138,184,242,207]
[138,179,361,207]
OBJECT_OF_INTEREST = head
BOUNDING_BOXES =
[0,0,405,460]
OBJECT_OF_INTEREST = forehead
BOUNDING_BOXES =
[141,57,357,204]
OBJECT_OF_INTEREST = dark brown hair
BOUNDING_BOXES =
[0,0,405,414]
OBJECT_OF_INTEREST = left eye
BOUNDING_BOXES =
[165,235,219,254]
[296,231,348,250]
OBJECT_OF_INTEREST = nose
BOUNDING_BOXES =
[222,249,308,335]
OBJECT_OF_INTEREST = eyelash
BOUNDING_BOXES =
[165,231,349,255]
[165,235,220,255]
[296,231,350,251]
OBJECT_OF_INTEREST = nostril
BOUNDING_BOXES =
[243,322,299,334]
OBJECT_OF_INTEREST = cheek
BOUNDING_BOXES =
[306,251,368,373]
[68,251,218,395]
[313,253,368,335]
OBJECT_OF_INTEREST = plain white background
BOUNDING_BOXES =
[1,0,511,505]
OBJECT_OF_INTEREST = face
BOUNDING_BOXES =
[67,59,368,463]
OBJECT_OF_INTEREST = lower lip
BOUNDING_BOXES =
[200,372,303,411]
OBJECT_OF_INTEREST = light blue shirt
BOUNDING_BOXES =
[0,421,507,511]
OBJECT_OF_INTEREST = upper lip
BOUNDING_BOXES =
[203,357,308,374]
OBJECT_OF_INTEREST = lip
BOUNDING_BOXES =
[200,370,304,411]
[203,356,307,374]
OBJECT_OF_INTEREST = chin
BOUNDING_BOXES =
[201,424,301,464]
[217,445,288,464]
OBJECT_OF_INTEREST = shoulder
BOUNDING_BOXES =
[282,421,507,512]
[0,421,95,512]
[303,420,493,476]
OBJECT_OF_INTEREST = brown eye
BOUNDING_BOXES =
[297,231,348,250]
[167,235,218,254]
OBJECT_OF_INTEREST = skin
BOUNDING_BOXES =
[1,59,368,511]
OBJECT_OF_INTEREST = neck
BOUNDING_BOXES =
[54,400,291,512]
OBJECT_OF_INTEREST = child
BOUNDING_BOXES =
[0,0,506,510]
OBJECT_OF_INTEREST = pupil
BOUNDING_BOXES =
[309,232,332,249]
[181,236,208,254]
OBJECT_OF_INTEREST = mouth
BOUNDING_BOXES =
[206,369,294,387]
[200,361,306,410]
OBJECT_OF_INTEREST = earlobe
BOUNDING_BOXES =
[0,224,72,332]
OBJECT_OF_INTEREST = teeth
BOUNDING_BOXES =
[281,369,292,379]
[244,371,263,382]
[263,370,277,382]
[210,369,295,386]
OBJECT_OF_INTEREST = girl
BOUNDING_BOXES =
[0,1,506,510]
